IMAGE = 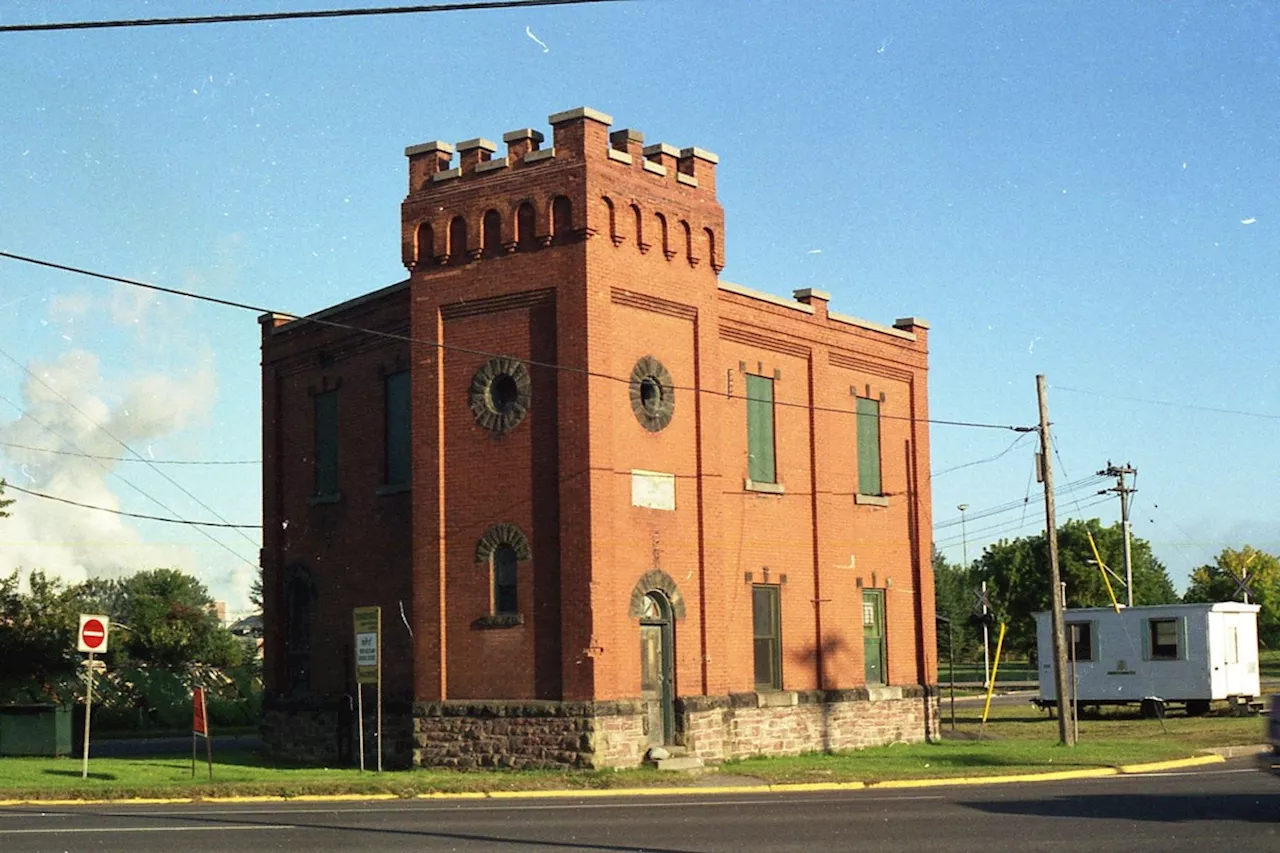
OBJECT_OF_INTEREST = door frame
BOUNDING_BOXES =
[862,588,887,686]
[640,591,676,746]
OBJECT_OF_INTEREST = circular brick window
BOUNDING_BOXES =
[629,355,674,432]
[470,356,532,434]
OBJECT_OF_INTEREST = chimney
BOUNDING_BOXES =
[794,288,831,319]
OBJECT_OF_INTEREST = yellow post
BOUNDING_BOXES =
[1086,532,1122,613]
[979,622,1008,736]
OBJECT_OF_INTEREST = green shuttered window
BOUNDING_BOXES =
[746,374,776,484]
[384,371,411,487]
[856,397,882,496]
[313,390,339,497]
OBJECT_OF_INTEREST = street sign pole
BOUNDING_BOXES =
[82,650,94,780]
[353,607,382,773]
[76,614,110,780]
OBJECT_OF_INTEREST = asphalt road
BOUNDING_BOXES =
[1,761,1275,853]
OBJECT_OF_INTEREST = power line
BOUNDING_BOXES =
[934,495,1114,548]
[0,0,628,34]
[0,250,1033,433]
[931,432,1033,478]
[0,439,258,465]
[0,391,260,570]
[0,344,260,550]
[933,474,1109,530]
[2,483,260,529]
[1054,384,1280,422]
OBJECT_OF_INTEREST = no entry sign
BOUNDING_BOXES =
[77,614,110,653]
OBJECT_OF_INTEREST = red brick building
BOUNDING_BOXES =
[260,107,937,768]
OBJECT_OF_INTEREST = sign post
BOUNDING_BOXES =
[192,687,213,780]
[77,614,109,780]
[353,606,382,773]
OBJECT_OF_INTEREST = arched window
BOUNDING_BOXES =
[284,567,313,694]
[602,196,619,245]
[448,216,468,263]
[493,544,518,615]
[551,195,573,240]
[416,222,434,267]
[482,209,502,257]
[516,202,537,251]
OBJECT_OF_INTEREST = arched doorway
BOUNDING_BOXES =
[639,591,675,747]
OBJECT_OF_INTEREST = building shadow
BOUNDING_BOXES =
[791,636,848,753]
[967,792,1280,824]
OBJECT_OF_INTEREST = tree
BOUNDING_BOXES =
[0,478,13,518]
[1184,546,1280,647]
[0,570,80,701]
[931,548,981,662]
[971,518,1179,656]
[110,569,243,669]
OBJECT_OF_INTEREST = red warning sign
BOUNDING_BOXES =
[192,687,208,737]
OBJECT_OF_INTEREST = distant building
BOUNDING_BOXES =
[259,107,937,768]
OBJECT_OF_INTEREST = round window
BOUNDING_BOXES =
[469,357,531,435]
[488,373,520,415]
[629,356,675,432]
[639,376,663,415]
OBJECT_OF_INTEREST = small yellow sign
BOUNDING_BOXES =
[353,606,381,685]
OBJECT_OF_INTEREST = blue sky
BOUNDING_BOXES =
[0,1,1276,611]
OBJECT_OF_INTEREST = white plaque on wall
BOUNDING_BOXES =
[631,469,676,511]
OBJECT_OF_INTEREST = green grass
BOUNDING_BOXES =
[0,751,673,801]
[0,701,1267,802]
[1260,649,1280,679]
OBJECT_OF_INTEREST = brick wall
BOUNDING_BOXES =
[261,108,936,765]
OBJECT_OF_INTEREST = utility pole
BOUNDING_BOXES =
[1099,462,1137,607]
[1037,375,1073,746]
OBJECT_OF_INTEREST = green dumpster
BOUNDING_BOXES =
[0,704,73,756]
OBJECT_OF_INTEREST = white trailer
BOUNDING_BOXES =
[1033,602,1261,714]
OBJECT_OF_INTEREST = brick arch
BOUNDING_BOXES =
[474,522,532,564]
[628,570,687,620]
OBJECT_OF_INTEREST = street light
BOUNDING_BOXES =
[957,504,969,569]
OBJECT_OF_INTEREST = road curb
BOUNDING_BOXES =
[0,751,1243,807]
[1116,754,1225,774]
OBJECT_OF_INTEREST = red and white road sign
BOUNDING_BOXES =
[77,614,110,653]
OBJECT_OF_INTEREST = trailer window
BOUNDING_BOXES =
[1148,618,1180,660]
[1067,622,1094,662]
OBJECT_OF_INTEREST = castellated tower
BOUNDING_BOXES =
[402,108,728,708]
[261,106,934,770]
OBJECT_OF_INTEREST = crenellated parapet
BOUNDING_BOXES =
[400,107,724,274]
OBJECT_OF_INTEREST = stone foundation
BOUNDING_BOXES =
[261,694,415,768]
[679,685,939,762]
[407,686,938,769]
[411,699,646,769]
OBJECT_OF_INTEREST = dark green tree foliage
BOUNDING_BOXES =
[0,570,80,693]
[931,548,981,662]
[1184,546,1280,647]
[112,569,243,669]
[971,518,1178,656]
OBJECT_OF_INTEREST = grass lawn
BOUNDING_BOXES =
[0,701,1267,801]
[0,751,672,801]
